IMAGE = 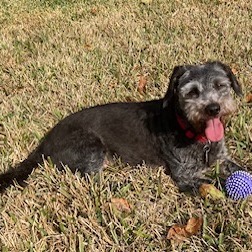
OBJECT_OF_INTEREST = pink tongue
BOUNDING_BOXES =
[205,118,224,142]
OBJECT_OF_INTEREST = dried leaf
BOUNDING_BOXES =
[185,217,203,235]
[199,183,225,200]
[167,224,189,242]
[90,7,98,15]
[84,43,93,51]
[231,68,238,75]
[111,198,131,213]
[167,217,203,243]
[137,75,147,94]
[245,93,252,103]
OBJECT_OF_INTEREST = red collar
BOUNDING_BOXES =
[176,114,209,144]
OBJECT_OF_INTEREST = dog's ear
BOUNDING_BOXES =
[163,65,190,108]
[214,61,243,96]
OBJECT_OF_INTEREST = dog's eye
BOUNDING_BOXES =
[214,81,226,90]
[187,88,200,98]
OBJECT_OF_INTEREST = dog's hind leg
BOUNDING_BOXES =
[48,130,107,175]
[0,130,106,192]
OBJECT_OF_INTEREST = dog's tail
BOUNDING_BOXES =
[0,150,43,192]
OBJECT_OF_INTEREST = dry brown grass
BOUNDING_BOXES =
[0,0,252,251]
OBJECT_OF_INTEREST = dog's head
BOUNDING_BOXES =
[164,61,242,141]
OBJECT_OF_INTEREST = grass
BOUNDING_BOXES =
[0,0,252,251]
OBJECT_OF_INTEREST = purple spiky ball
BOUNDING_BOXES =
[225,171,252,200]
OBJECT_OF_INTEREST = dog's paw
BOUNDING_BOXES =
[176,178,212,195]
[220,159,246,178]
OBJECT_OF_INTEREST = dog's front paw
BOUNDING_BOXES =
[220,159,246,178]
[176,178,212,195]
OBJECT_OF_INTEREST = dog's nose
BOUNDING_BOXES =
[205,103,220,116]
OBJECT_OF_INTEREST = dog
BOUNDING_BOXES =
[0,61,245,193]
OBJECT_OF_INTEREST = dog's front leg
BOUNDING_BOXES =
[171,160,246,194]
[219,159,246,178]
[168,164,212,194]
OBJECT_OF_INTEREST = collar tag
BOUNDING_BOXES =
[203,140,211,165]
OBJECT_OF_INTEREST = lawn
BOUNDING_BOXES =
[0,0,252,251]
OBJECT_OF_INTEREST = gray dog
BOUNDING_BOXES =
[0,61,245,193]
